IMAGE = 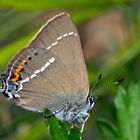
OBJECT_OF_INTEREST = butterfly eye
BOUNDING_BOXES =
[87,96,95,107]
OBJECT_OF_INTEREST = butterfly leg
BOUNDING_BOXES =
[81,113,90,132]
[44,107,65,119]
[77,112,90,132]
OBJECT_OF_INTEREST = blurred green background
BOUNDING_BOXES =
[0,0,140,140]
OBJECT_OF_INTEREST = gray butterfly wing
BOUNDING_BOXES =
[8,12,89,112]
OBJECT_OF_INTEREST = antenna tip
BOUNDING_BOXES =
[114,78,124,85]
[99,74,102,80]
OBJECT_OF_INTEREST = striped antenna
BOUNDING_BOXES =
[89,74,102,95]
[90,78,124,97]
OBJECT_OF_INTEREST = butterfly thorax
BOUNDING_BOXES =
[54,96,95,124]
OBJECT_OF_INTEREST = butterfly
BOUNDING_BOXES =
[0,12,96,131]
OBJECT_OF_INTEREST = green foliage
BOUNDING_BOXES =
[97,119,119,140]
[68,126,81,140]
[97,83,140,140]
[0,0,140,140]
[44,109,81,140]
[0,0,131,9]
[115,84,140,140]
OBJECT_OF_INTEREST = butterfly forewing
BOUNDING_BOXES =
[7,12,89,112]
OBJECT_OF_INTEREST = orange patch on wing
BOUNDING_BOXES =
[11,72,20,82]
[10,60,27,82]
[15,65,24,73]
